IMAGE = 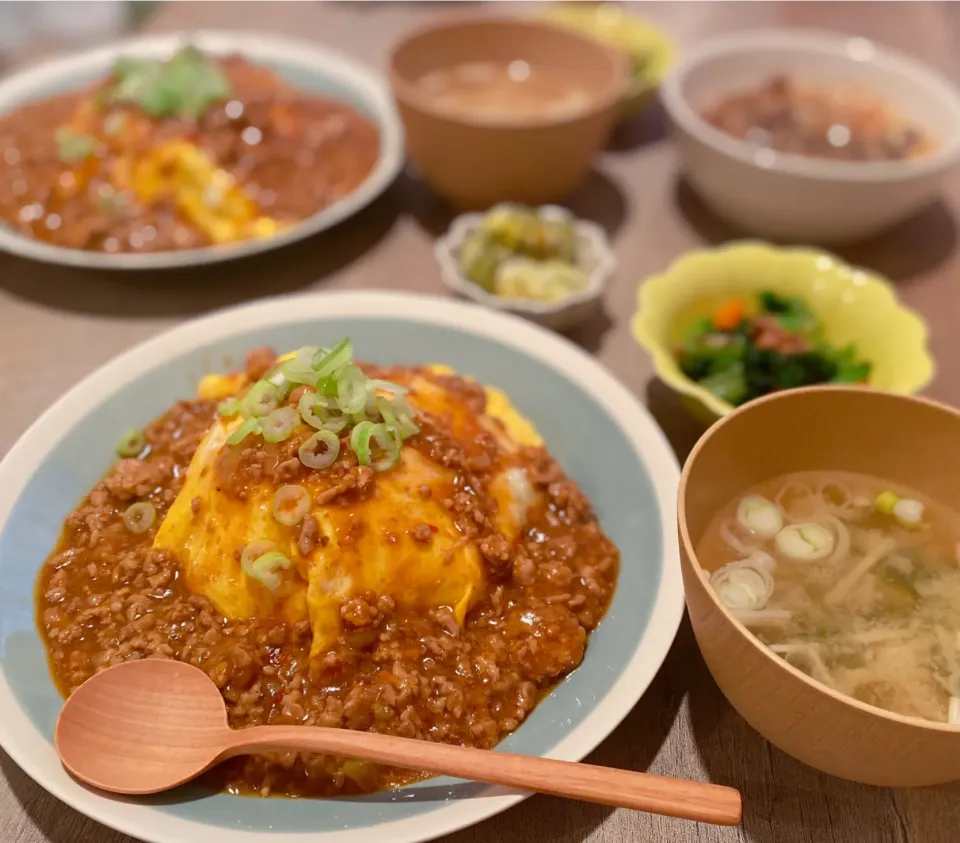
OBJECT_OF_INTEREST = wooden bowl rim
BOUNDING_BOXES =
[387,14,630,130]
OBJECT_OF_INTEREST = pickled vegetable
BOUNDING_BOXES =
[455,204,587,303]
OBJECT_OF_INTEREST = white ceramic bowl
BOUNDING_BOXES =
[0,31,404,269]
[0,291,682,843]
[435,206,616,331]
[660,29,960,243]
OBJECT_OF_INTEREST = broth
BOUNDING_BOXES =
[698,470,960,724]
[417,60,593,121]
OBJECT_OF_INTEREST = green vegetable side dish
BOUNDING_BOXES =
[100,45,231,121]
[457,204,589,303]
[677,291,872,407]
[545,3,676,115]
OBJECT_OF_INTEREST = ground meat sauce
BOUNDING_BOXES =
[36,352,619,798]
[0,54,380,253]
[701,74,933,162]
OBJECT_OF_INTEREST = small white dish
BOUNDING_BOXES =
[0,31,404,270]
[435,206,616,331]
[661,29,960,243]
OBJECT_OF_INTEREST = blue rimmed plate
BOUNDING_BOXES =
[0,31,403,269]
[0,291,682,843]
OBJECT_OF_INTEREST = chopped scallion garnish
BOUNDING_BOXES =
[55,127,97,164]
[226,417,262,446]
[106,45,230,121]
[123,501,156,534]
[261,406,299,443]
[216,338,416,472]
[116,428,146,458]
[272,484,310,526]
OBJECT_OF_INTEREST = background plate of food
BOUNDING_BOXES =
[0,31,404,269]
[0,291,683,843]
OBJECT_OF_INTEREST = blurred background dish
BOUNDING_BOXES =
[631,242,934,423]
[679,387,960,786]
[435,203,615,330]
[0,31,404,269]
[661,29,960,243]
[388,16,628,209]
[542,2,677,119]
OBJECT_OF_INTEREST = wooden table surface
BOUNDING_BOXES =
[1,2,959,841]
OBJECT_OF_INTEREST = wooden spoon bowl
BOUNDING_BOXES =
[56,659,742,825]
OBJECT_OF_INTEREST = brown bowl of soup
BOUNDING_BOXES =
[678,386,960,786]
[388,17,629,209]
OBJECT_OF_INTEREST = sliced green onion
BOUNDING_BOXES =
[227,417,262,446]
[352,421,401,472]
[263,365,292,400]
[774,523,835,561]
[123,501,156,534]
[370,424,402,472]
[56,127,97,163]
[261,406,300,443]
[875,491,899,515]
[298,391,344,431]
[273,484,311,526]
[336,364,369,415]
[736,495,783,539]
[312,338,352,378]
[710,559,774,611]
[368,379,408,395]
[241,379,280,418]
[299,429,340,470]
[241,549,291,591]
[350,420,374,466]
[217,397,242,418]
[293,345,321,369]
[107,45,231,122]
[281,362,322,387]
[240,539,275,570]
[376,396,419,440]
[893,498,924,529]
[116,428,146,458]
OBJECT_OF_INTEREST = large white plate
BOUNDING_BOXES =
[0,32,404,269]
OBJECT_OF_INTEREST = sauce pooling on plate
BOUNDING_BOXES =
[701,75,934,162]
[698,470,960,725]
[417,60,593,121]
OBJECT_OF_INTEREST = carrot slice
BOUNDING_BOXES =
[713,298,746,331]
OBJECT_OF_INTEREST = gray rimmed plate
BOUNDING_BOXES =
[0,31,404,270]
[0,291,683,843]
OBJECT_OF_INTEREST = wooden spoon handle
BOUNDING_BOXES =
[223,725,742,826]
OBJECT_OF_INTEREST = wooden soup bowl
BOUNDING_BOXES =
[678,386,960,786]
[388,16,628,209]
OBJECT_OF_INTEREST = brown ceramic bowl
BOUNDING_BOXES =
[678,386,960,787]
[388,17,629,209]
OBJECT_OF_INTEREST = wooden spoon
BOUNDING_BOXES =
[55,659,742,825]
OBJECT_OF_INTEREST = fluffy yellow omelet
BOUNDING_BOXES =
[154,361,542,655]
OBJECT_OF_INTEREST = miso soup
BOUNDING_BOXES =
[416,60,593,122]
[698,470,960,725]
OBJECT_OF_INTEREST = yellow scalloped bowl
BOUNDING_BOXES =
[631,242,935,425]
[544,3,676,118]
